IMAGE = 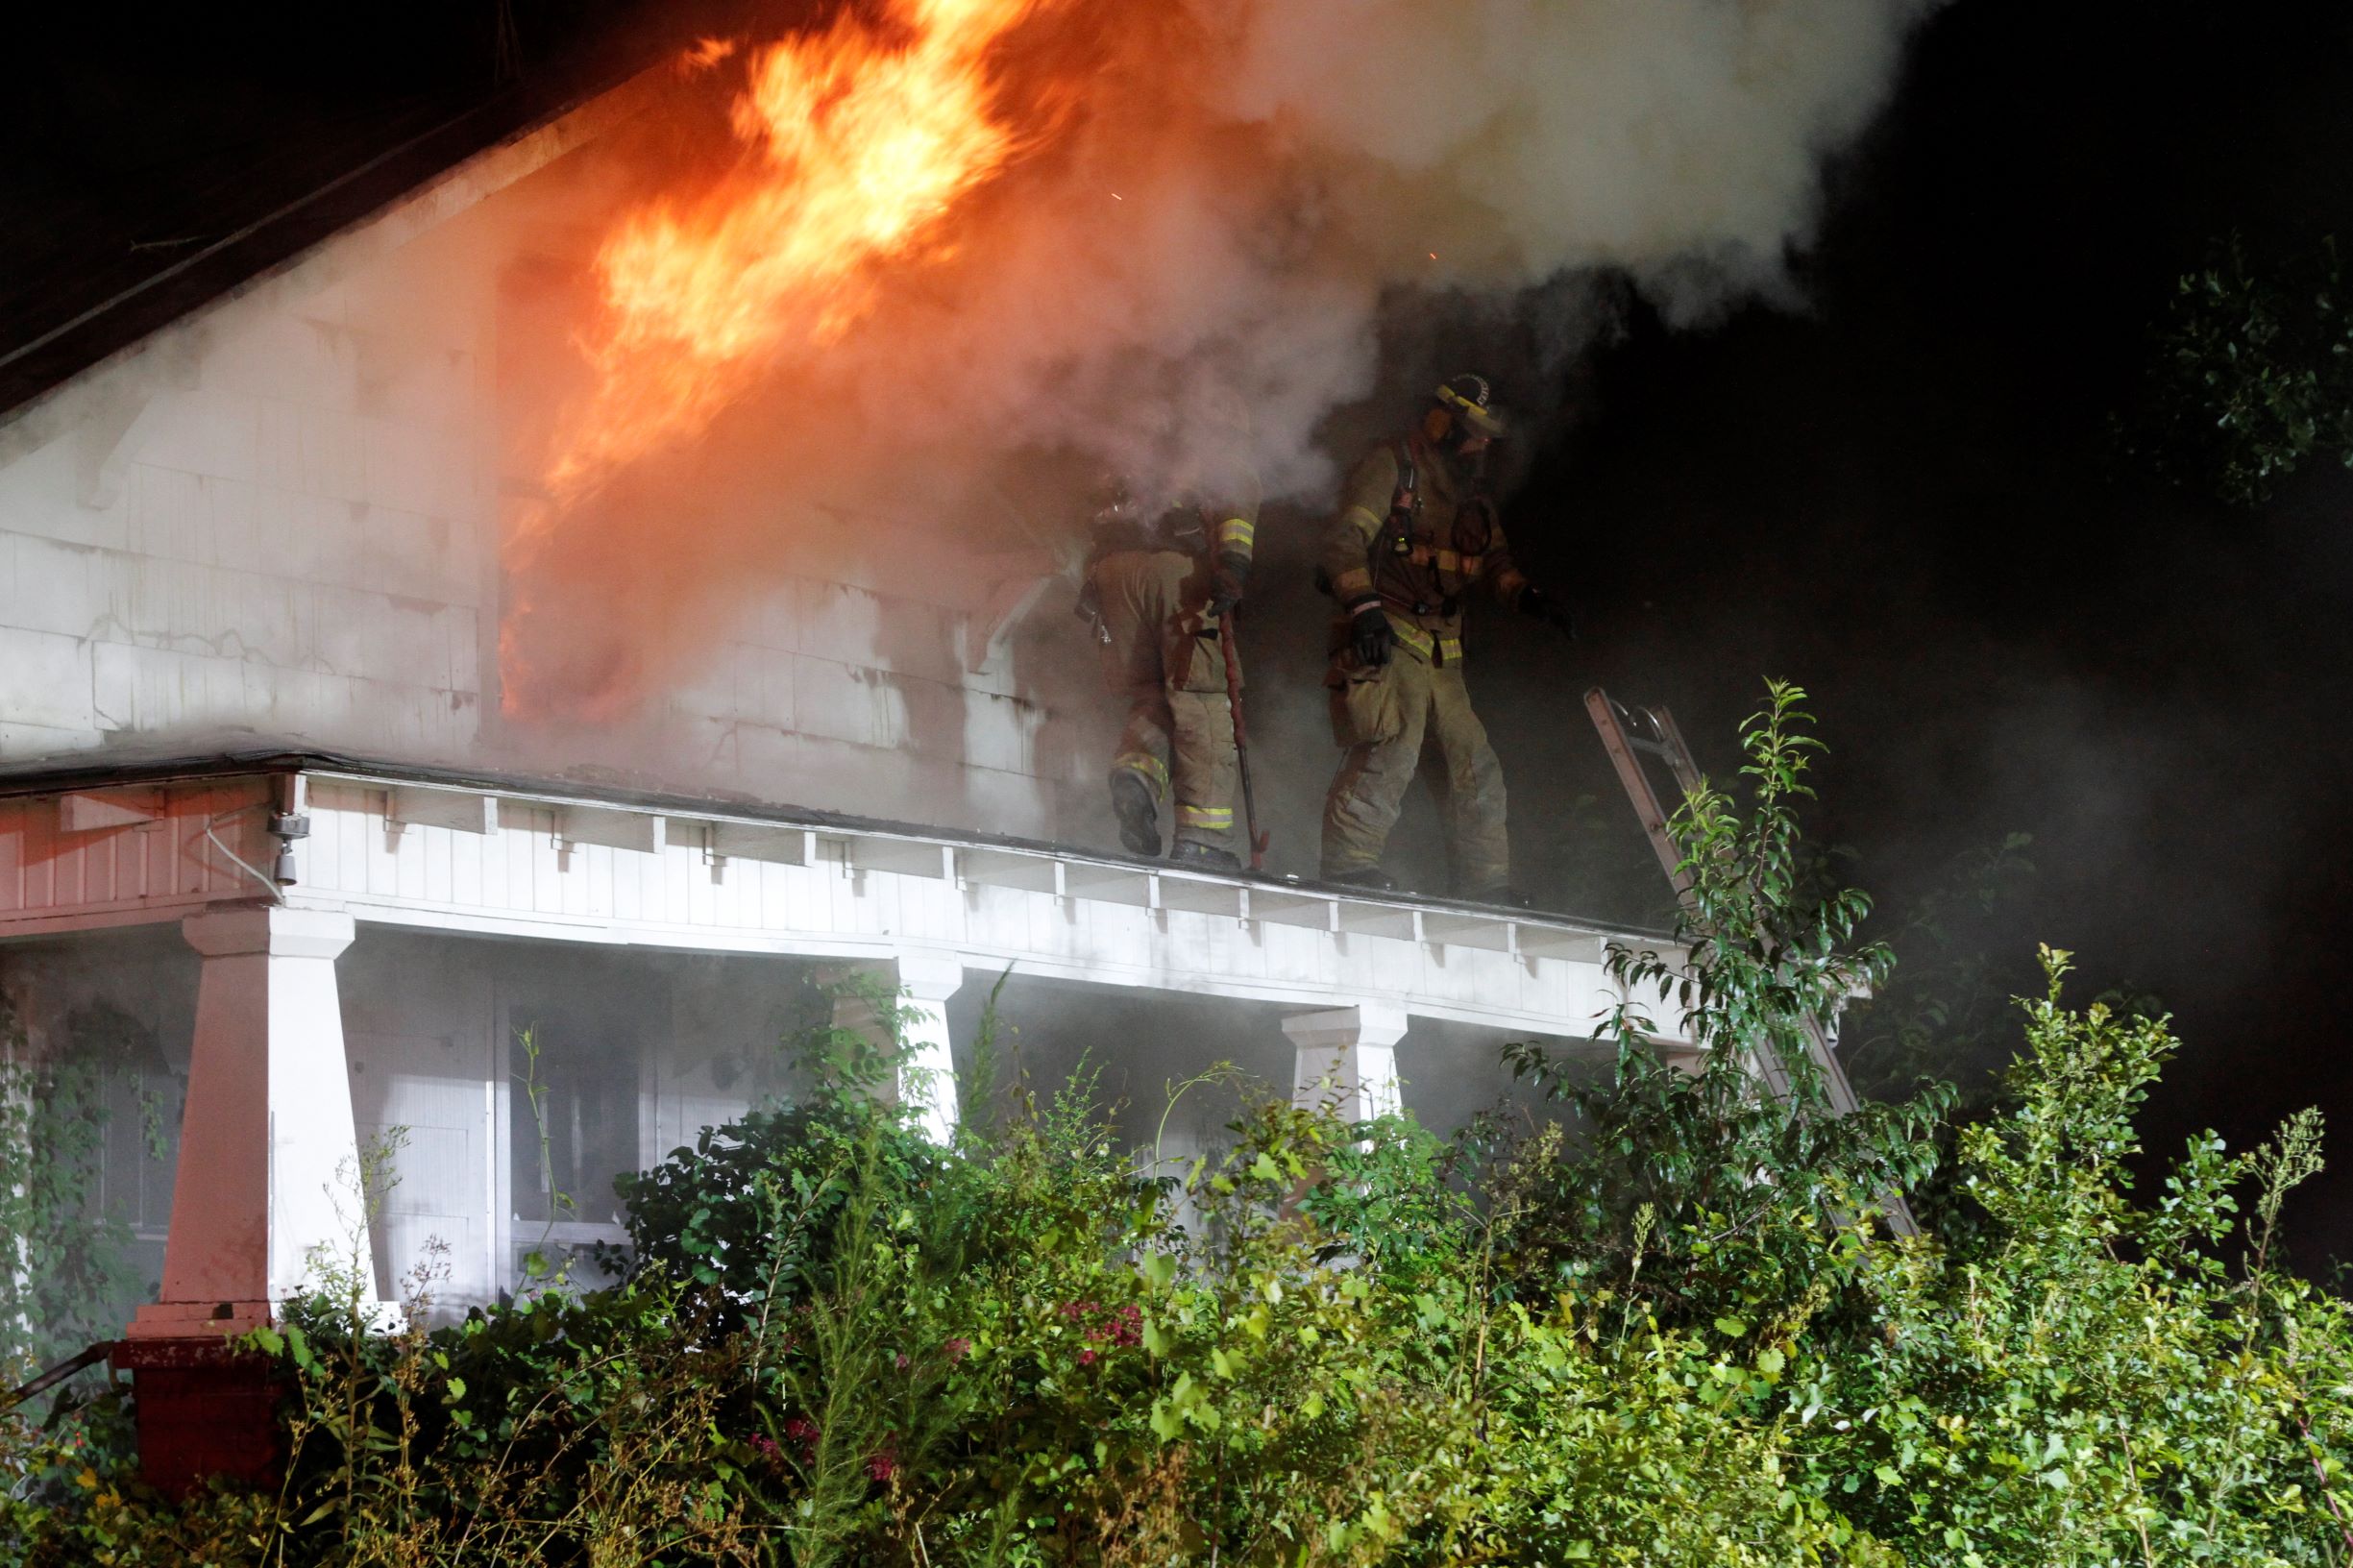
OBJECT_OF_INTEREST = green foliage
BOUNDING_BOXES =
[604,980,938,1331]
[1822,950,2352,1565]
[1843,833,2039,1110]
[1501,682,1949,1328]
[2123,233,2353,504]
[0,991,163,1376]
[5,686,2349,1566]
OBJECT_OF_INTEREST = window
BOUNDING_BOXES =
[505,1000,641,1231]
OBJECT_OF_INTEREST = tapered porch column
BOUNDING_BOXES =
[826,951,967,1142]
[1283,1004,1408,1124]
[127,904,372,1339]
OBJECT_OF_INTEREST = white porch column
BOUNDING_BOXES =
[827,952,966,1143]
[129,905,371,1338]
[1283,1004,1408,1124]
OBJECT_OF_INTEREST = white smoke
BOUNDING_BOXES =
[501,0,1938,720]
[804,0,1936,498]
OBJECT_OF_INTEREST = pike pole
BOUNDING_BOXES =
[1219,610,1269,871]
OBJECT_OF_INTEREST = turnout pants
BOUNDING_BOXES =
[1320,641,1508,892]
[1091,550,1238,852]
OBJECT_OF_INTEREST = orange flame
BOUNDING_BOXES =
[681,37,736,73]
[529,0,1058,529]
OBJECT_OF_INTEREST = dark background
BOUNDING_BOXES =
[1525,0,2353,1257]
[6,1,2350,1254]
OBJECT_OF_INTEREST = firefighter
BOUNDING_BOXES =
[1316,374,1576,901]
[1079,465,1258,870]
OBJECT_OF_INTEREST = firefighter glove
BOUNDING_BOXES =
[1208,552,1249,618]
[1519,584,1577,640]
[1348,601,1394,667]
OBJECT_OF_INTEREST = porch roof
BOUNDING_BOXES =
[0,745,1684,1044]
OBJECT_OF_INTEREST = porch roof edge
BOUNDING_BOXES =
[0,744,1675,944]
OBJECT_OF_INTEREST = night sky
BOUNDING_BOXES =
[6,2,2351,1254]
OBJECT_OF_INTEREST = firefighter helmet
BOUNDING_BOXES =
[1433,373,1507,440]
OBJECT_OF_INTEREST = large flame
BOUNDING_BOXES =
[502,0,1067,715]
[529,0,1058,524]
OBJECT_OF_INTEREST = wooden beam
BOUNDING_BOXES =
[1335,902,1418,941]
[665,820,810,866]
[1513,925,1605,965]
[554,806,662,855]
[1063,863,1154,909]
[1420,912,1514,953]
[1244,889,1336,932]
[1157,873,1244,919]
[387,786,497,835]
[847,838,955,880]
[958,848,1063,894]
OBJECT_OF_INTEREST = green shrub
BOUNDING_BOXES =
[4,686,2346,1566]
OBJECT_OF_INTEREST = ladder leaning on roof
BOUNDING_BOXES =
[1585,687,1920,1238]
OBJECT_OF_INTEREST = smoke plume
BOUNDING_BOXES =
[499,0,1937,732]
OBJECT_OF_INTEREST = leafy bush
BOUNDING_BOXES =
[2121,233,2353,504]
[3,686,2346,1566]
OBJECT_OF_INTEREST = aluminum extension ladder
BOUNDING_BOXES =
[1586,688,1919,1237]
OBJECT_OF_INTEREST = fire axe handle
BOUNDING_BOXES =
[1219,611,1269,871]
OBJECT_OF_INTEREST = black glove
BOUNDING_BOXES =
[1348,602,1394,667]
[1519,584,1577,640]
[1207,551,1249,619]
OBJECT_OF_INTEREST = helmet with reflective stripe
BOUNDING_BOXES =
[1433,373,1507,439]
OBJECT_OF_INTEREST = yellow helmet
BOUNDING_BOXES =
[1434,373,1507,440]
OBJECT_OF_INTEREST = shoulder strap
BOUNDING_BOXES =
[1387,437,1417,515]
[1360,437,1419,589]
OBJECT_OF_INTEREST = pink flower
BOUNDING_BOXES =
[944,1336,972,1362]
[1082,1305,1142,1349]
[867,1443,897,1482]
[1078,1348,1097,1366]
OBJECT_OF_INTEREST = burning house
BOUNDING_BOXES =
[0,34,1697,1480]
[0,0,1925,1487]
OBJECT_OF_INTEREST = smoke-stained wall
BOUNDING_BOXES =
[0,240,495,762]
[0,138,1098,842]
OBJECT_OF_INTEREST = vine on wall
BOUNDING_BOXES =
[0,987,165,1377]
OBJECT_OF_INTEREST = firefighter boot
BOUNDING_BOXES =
[1169,841,1241,872]
[1111,771,1161,856]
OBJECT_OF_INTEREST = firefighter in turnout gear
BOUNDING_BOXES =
[1079,465,1259,870]
[1316,374,1576,900]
